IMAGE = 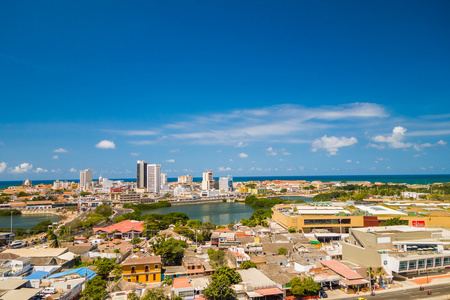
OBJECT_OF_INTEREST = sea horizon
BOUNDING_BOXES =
[1,174,450,189]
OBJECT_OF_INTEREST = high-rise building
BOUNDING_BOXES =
[147,164,161,194]
[137,160,148,189]
[178,175,193,184]
[161,173,168,187]
[80,168,93,191]
[202,170,214,190]
[219,176,234,192]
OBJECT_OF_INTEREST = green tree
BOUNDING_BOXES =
[290,276,321,297]
[132,237,142,246]
[164,193,170,198]
[203,274,236,300]
[142,288,172,300]
[212,266,242,284]
[278,247,287,256]
[95,204,113,217]
[127,291,140,300]
[80,276,107,300]
[238,261,256,269]
[208,248,226,268]
[151,235,188,265]
[288,227,297,233]
[280,188,287,193]
[380,217,408,226]
[94,258,116,279]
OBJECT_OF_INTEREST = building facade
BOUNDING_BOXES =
[122,255,162,284]
[147,164,161,194]
[136,160,148,189]
[79,169,92,191]
[202,171,214,191]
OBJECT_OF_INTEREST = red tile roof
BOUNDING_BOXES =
[173,277,193,289]
[320,260,363,280]
[254,288,283,296]
[93,220,144,234]
[122,255,161,266]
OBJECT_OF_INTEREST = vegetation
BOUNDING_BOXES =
[80,276,107,300]
[380,217,408,226]
[30,220,53,234]
[141,288,182,300]
[278,247,287,256]
[290,276,321,297]
[0,209,21,216]
[241,209,271,227]
[151,234,188,265]
[239,261,256,269]
[94,205,113,217]
[244,195,285,209]
[203,266,242,300]
[288,227,297,233]
[208,248,226,268]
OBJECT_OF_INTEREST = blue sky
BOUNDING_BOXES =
[1,0,450,180]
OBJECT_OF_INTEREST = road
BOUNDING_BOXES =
[345,283,450,299]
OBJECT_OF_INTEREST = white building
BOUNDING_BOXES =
[161,173,168,187]
[147,164,161,194]
[219,176,233,192]
[79,169,93,191]
[178,175,193,184]
[202,170,214,191]
[136,160,148,189]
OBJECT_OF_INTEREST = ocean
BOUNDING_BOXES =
[1,174,450,189]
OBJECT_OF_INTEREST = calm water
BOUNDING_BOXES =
[0,214,59,230]
[142,202,255,225]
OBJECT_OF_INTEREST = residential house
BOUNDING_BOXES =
[122,254,162,284]
[93,220,144,240]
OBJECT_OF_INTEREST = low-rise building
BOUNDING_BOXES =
[122,254,162,284]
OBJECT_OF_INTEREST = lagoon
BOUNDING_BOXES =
[0,214,59,230]
[142,202,255,225]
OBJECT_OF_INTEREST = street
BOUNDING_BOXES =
[345,283,450,300]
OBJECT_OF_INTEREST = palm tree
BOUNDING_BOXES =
[366,266,375,292]
[49,238,61,248]
[375,267,385,285]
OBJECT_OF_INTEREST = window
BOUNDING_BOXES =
[146,275,149,282]
[131,266,136,273]
[153,274,156,281]
[155,264,158,270]
[145,265,149,272]
[444,257,450,265]
[418,260,425,268]
[408,261,416,269]
[427,259,434,267]
[399,262,407,270]
[67,285,71,289]
[435,258,442,266]
[136,276,139,281]
[127,277,131,282]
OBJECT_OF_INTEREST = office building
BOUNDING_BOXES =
[79,168,92,191]
[161,173,168,187]
[202,170,214,190]
[147,164,161,194]
[219,176,233,192]
[136,160,148,189]
[178,175,193,184]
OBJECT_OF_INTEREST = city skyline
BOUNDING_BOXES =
[1,1,450,180]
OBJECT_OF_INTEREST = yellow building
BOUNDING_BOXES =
[122,254,162,284]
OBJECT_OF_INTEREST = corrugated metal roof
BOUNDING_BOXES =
[24,270,50,280]
[320,260,363,280]
[47,267,96,280]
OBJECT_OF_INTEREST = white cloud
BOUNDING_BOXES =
[11,163,33,174]
[52,155,59,160]
[218,166,232,172]
[237,167,243,171]
[346,160,352,163]
[170,149,180,153]
[129,140,157,145]
[256,167,262,171]
[229,159,233,162]
[311,135,358,155]
[70,168,77,172]
[235,142,248,148]
[96,140,116,149]
[34,167,48,173]
[239,153,248,158]
[356,161,360,164]
[281,149,291,155]
[0,162,6,173]
[408,129,450,136]
[53,148,68,153]
[166,159,175,163]
[372,126,413,149]
[266,147,277,156]
[438,140,447,145]
[130,152,139,156]
[51,169,60,173]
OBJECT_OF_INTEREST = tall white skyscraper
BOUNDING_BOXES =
[136,160,148,189]
[202,170,214,190]
[219,176,233,192]
[147,164,161,194]
[80,168,92,191]
[160,173,168,187]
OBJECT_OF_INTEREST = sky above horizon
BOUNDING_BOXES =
[1,0,450,180]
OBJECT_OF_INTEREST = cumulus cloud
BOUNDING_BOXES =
[165,159,175,163]
[130,152,139,156]
[34,168,48,173]
[0,162,6,173]
[53,148,68,153]
[346,160,352,163]
[266,147,277,156]
[218,166,232,172]
[11,163,33,174]
[70,168,77,172]
[372,126,413,149]
[169,149,180,153]
[52,155,59,160]
[235,142,248,148]
[281,149,291,155]
[311,135,358,155]
[96,140,116,149]
[239,153,248,158]
[368,143,386,150]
